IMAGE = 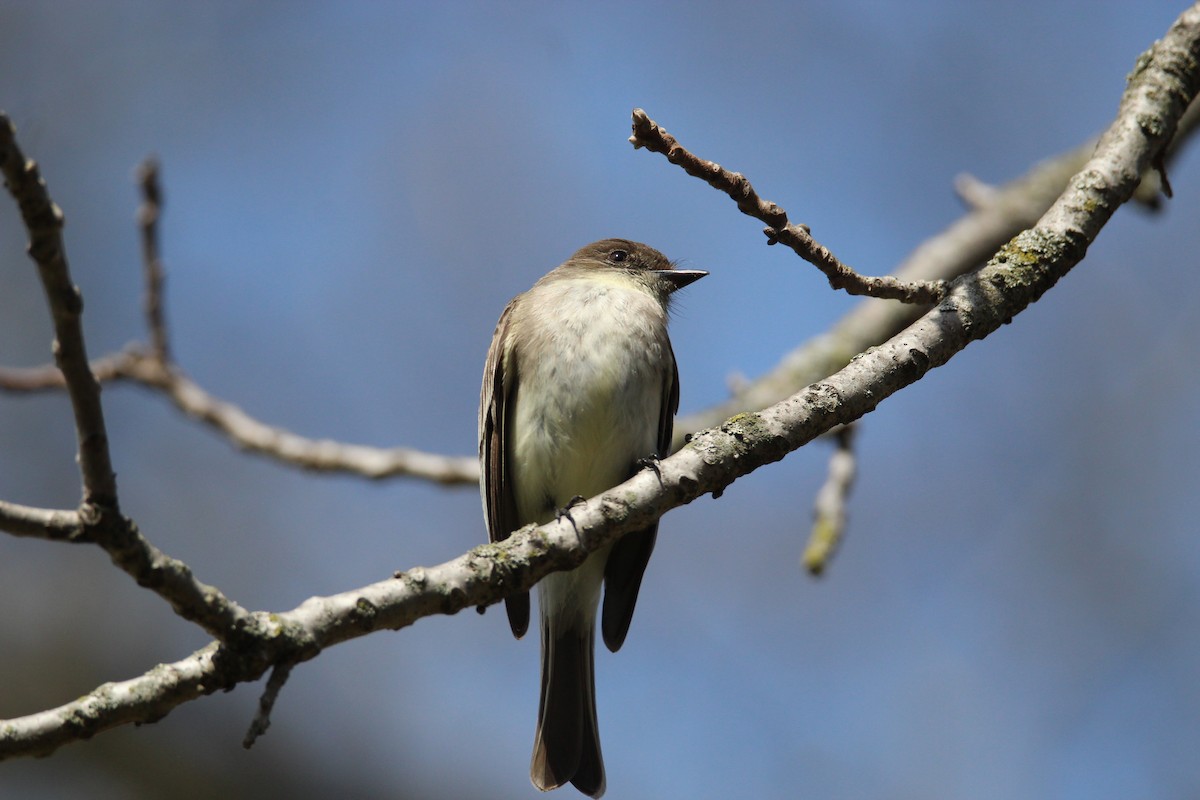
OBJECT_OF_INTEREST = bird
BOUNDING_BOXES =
[479,238,706,796]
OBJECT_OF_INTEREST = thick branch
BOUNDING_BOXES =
[3,4,1196,759]
[81,509,253,638]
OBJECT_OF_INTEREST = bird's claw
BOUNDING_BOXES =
[555,495,587,532]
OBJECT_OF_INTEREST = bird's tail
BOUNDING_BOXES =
[530,618,605,797]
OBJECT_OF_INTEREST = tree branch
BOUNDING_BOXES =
[0,501,82,540]
[0,115,119,509]
[0,346,480,482]
[136,157,171,361]
[673,93,1200,444]
[629,109,948,304]
[242,661,295,749]
[804,425,857,576]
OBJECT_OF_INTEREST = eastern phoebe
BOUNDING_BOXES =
[479,239,706,797]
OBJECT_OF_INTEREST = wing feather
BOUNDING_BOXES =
[600,341,679,652]
[480,300,531,638]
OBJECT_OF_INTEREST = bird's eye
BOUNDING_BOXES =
[608,249,629,263]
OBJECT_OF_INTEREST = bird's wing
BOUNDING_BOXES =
[480,299,530,638]
[600,342,678,652]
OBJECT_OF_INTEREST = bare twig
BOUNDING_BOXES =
[953,172,1000,209]
[629,108,949,304]
[0,349,137,390]
[0,114,119,509]
[803,425,857,576]
[0,501,82,540]
[0,347,479,482]
[243,661,295,749]
[136,157,170,361]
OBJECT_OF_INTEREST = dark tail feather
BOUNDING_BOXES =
[531,622,605,797]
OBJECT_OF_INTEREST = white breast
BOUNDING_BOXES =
[509,276,670,525]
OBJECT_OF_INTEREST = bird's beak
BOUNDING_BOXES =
[657,268,708,291]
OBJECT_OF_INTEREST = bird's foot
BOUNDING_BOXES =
[555,495,587,533]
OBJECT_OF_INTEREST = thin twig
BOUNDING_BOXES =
[0,113,119,509]
[0,349,137,390]
[629,108,949,304]
[0,501,82,540]
[0,347,479,482]
[803,425,857,576]
[136,157,170,361]
[243,661,295,749]
[953,172,1000,209]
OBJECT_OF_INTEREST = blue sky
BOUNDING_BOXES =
[2,3,1199,798]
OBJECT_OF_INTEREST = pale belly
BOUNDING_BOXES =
[506,279,670,624]
[508,283,667,524]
